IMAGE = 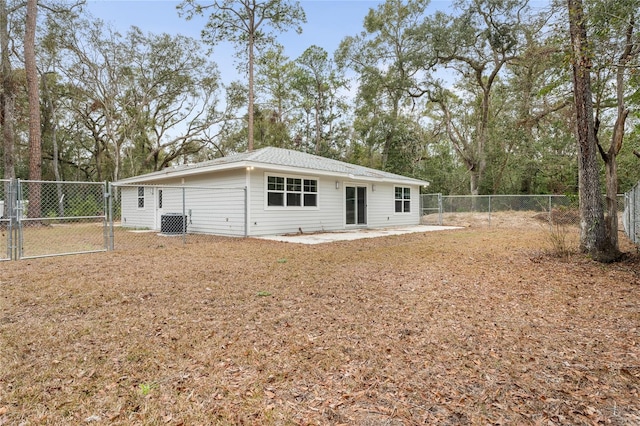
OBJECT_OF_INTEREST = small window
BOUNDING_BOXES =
[286,178,302,206]
[395,187,410,213]
[304,179,317,207]
[267,175,318,208]
[158,190,163,209]
[137,186,145,208]
[267,176,285,206]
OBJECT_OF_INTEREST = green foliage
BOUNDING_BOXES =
[178,0,306,53]
[67,195,101,217]
[138,382,157,396]
[8,0,640,203]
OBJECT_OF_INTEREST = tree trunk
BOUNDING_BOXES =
[1,0,15,181]
[43,72,65,216]
[601,106,628,255]
[470,168,480,197]
[604,148,619,250]
[599,15,635,257]
[567,0,616,262]
[25,0,41,219]
[248,25,255,152]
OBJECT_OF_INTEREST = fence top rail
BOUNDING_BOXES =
[440,194,568,198]
[17,179,107,185]
[112,183,247,190]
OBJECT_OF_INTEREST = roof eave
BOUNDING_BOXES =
[115,161,250,184]
[251,163,429,186]
[115,159,429,187]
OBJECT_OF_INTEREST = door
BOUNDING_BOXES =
[155,188,164,230]
[345,185,367,225]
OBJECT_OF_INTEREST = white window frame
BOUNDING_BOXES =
[394,186,411,213]
[265,173,319,210]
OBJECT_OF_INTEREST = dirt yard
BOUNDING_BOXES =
[1,225,639,425]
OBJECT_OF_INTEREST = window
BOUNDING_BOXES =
[267,176,285,206]
[395,187,411,213]
[303,179,317,206]
[267,175,318,207]
[137,186,145,208]
[287,178,302,206]
[158,189,163,209]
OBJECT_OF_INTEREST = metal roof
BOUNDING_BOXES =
[115,147,429,186]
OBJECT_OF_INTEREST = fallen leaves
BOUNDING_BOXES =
[0,227,638,424]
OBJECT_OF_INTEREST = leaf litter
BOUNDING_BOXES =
[0,225,639,425]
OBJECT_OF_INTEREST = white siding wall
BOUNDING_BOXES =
[120,186,155,229]
[119,171,247,236]
[183,186,245,236]
[180,171,246,236]
[120,168,422,237]
[247,170,344,236]
[367,183,421,228]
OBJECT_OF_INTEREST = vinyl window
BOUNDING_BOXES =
[267,175,318,207]
[395,187,411,213]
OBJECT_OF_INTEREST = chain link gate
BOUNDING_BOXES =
[0,180,13,260]
[1,179,109,260]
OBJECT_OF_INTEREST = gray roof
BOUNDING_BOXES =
[116,147,429,186]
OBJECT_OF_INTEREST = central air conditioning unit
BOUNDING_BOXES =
[161,213,187,234]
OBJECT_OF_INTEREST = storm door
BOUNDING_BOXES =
[345,185,367,225]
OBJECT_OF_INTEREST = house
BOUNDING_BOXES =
[115,147,429,237]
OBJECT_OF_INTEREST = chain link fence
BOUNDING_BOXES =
[623,183,639,245]
[1,181,635,260]
[110,184,247,251]
[421,194,626,230]
[1,180,108,260]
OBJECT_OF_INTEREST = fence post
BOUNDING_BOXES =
[489,195,491,228]
[622,192,631,243]
[438,193,443,226]
[7,179,16,260]
[15,179,23,260]
[244,186,248,237]
[182,185,187,244]
[548,195,553,231]
[107,182,114,251]
[629,184,640,244]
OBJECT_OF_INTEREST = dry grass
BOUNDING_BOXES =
[424,210,581,229]
[1,225,639,425]
[0,222,107,259]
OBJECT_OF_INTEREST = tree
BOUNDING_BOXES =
[25,0,42,218]
[588,0,639,255]
[58,20,232,180]
[423,0,536,195]
[1,0,17,182]
[255,44,295,135]
[336,0,431,171]
[501,26,575,194]
[292,45,348,155]
[566,0,617,261]
[178,0,306,152]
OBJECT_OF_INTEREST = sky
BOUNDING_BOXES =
[84,0,453,84]
[83,0,553,88]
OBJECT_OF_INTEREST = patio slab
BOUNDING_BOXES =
[257,225,462,245]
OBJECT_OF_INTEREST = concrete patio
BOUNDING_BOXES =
[257,225,461,244]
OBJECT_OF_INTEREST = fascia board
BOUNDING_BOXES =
[116,160,429,187]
